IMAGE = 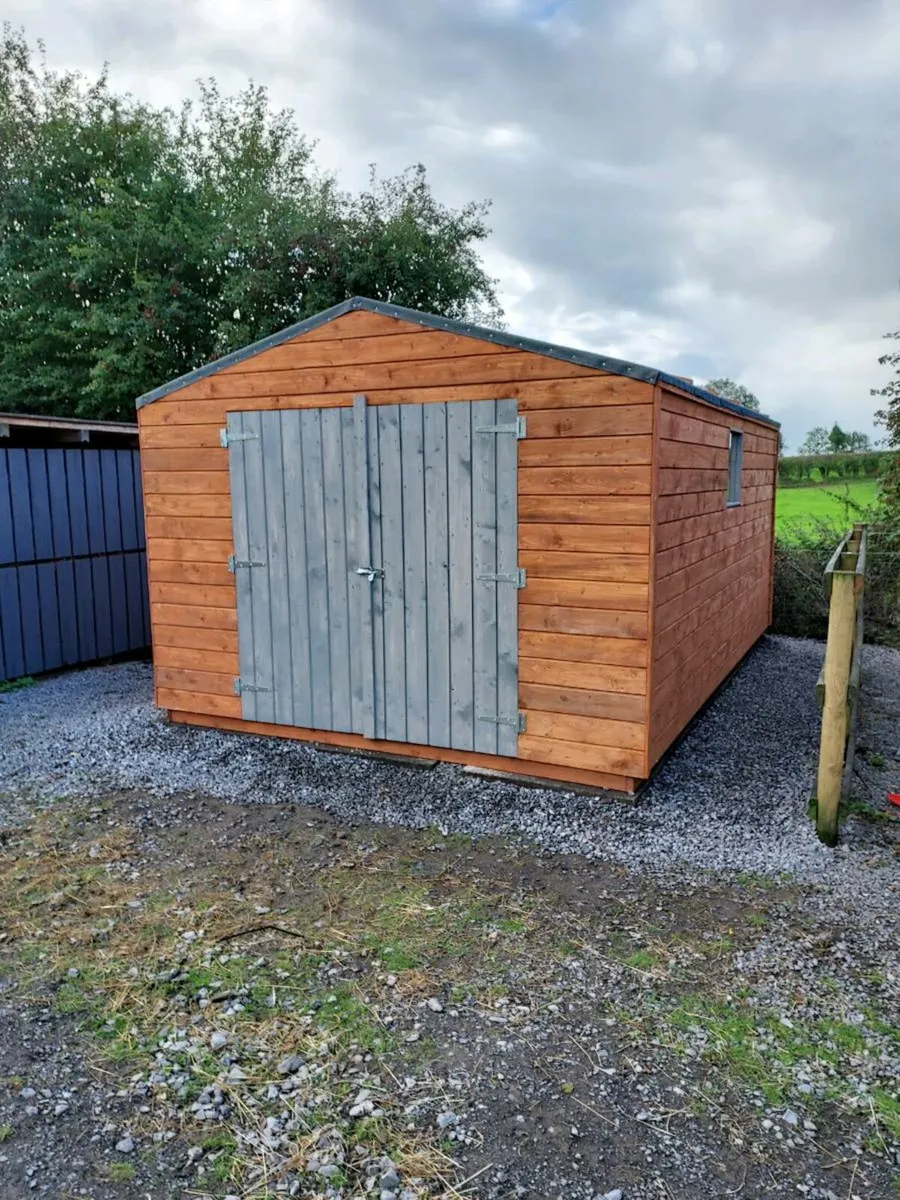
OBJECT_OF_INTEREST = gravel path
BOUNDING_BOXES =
[1,635,898,909]
[1,634,898,1200]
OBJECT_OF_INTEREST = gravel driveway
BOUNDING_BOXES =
[0,634,898,1200]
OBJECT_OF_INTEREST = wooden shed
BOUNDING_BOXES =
[136,297,779,793]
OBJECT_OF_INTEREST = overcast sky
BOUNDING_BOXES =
[9,0,900,449]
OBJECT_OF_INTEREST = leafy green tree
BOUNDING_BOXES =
[800,427,830,455]
[705,377,761,411]
[845,431,870,452]
[0,27,501,420]
[828,423,848,453]
[872,328,900,514]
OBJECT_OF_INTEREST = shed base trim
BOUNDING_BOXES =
[166,710,639,794]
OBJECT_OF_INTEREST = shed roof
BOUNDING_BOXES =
[136,296,779,428]
[0,411,139,447]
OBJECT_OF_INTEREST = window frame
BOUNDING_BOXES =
[727,429,744,507]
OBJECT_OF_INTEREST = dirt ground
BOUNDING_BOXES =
[1,786,898,1200]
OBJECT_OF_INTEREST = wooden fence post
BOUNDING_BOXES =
[815,570,857,845]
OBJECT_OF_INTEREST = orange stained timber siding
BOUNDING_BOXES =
[647,387,778,766]
[138,303,778,792]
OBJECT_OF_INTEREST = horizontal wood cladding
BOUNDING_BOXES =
[523,579,648,612]
[221,328,515,373]
[519,524,649,555]
[519,465,651,496]
[520,631,647,667]
[520,550,649,582]
[152,625,238,652]
[148,558,232,587]
[153,643,240,674]
[648,389,776,767]
[519,682,646,724]
[520,656,646,695]
[146,516,234,542]
[655,498,770,554]
[156,666,235,696]
[649,610,768,765]
[519,496,651,525]
[167,710,638,794]
[163,350,599,404]
[519,603,649,639]
[654,530,770,610]
[519,434,652,467]
[524,710,644,751]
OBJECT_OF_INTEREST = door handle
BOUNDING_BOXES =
[356,566,384,582]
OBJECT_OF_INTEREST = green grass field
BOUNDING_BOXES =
[775,479,879,536]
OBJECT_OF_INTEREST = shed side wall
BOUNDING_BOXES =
[648,387,778,765]
[138,308,654,784]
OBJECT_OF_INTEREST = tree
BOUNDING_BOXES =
[845,431,871,452]
[705,378,761,411]
[872,328,900,513]
[0,27,501,420]
[799,427,830,455]
[828,423,848,453]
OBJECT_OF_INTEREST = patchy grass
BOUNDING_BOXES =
[104,1161,136,1181]
[0,797,897,1197]
[0,675,35,694]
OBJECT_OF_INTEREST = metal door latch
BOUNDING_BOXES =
[356,566,384,582]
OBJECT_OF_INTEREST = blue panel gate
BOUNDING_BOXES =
[0,447,150,681]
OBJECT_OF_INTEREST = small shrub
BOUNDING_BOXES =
[773,510,899,646]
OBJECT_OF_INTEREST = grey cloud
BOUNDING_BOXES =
[5,0,899,445]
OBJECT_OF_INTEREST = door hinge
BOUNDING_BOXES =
[228,554,266,573]
[220,428,260,448]
[475,416,526,438]
[478,711,527,733]
[233,678,271,696]
[477,568,526,588]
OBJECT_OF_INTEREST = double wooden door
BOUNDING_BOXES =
[226,397,521,756]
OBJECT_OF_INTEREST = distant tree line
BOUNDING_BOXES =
[797,424,871,455]
[0,26,501,421]
[777,449,892,486]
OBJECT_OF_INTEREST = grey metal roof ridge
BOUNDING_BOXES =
[135,295,779,428]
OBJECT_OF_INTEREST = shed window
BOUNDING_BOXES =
[727,430,743,505]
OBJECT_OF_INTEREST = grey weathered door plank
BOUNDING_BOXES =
[447,402,475,750]
[472,400,499,755]
[423,402,451,747]
[495,398,520,757]
[377,406,407,743]
[321,407,353,733]
[367,407,387,740]
[400,404,429,745]
[260,413,292,725]
[280,410,313,727]
[227,412,256,720]
[241,410,275,723]
[300,409,333,730]
[349,397,376,738]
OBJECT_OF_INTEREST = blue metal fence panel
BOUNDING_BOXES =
[0,445,150,681]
